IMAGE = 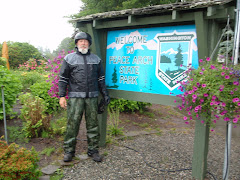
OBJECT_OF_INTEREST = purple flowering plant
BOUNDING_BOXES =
[175,57,240,131]
[47,50,74,99]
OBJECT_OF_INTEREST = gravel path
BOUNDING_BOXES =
[62,129,240,180]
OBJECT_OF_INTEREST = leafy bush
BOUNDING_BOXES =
[0,66,22,120]
[51,116,67,136]
[0,140,41,180]
[108,98,151,112]
[19,93,51,138]
[7,126,28,144]
[0,57,7,67]
[13,70,47,91]
[30,81,60,114]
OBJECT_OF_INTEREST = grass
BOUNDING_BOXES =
[107,106,124,137]
[41,147,55,157]
[138,123,149,128]
[50,168,64,180]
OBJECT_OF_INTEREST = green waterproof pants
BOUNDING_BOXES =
[63,97,99,154]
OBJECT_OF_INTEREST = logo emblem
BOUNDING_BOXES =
[155,31,196,91]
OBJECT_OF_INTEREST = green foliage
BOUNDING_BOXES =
[0,57,7,67]
[107,106,124,136]
[51,116,67,136]
[176,58,240,130]
[7,126,28,144]
[69,0,184,19]
[30,81,60,114]
[37,47,55,60]
[217,28,240,63]
[122,0,176,9]
[13,70,47,91]
[0,66,22,120]
[50,168,64,180]
[108,98,151,112]
[40,147,55,157]
[0,41,42,68]
[0,140,41,180]
[19,93,51,138]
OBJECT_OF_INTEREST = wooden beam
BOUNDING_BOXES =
[128,15,136,24]
[194,11,209,59]
[172,10,179,20]
[93,19,102,28]
[109,89,180,106]
[207,6,217,17]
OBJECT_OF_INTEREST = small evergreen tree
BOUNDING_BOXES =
[112,66,118,86]
[175,44,183,69]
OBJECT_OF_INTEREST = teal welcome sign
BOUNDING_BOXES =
[105,25,199,95]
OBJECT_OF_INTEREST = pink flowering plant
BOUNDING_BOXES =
[18,58,48,73]
[47,50,74,99]
[176,57,240,131]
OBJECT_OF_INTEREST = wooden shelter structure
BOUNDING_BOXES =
[72,0,237,179]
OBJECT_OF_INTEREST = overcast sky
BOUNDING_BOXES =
[0,0,82,51]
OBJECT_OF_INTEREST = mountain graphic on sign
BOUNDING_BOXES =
[161,48,178,55]
[107,30,158,51]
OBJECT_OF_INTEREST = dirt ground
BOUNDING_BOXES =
[0,104,194,168]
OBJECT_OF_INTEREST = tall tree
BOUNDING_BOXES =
[0,42,42,68]
[69,0,192,19]
[38,46,55,60]
[54,37,75,56]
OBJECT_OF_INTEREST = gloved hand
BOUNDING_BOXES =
[98,99,105,114]
[104,95,110,105]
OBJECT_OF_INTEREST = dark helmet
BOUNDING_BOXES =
[74,32,92,45]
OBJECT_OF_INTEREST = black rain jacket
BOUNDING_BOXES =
[58,50,108,98]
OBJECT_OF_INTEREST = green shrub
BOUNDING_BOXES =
[19,93,51,138]
[7,126,28,144]
[30,81,60,114]
[0,140,41,180]
[108,98,151,112]
[0,66,22,120]
[51,117,67,136]
[0,57,7,67]
[14,71,47,91]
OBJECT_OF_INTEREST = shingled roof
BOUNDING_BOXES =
[72,0,235,22]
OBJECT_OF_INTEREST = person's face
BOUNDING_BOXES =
[77,39,89,49]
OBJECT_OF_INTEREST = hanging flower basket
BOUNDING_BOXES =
[175,57,240,131]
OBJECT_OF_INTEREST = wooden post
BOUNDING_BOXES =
[98,109,108,147]
[192,11,210,179]
[86,23,108,147]
[192,118,210,179]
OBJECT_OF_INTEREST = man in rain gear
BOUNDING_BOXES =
[58,32,110,162]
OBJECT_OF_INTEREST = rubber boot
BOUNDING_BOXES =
[87,150,103,162]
